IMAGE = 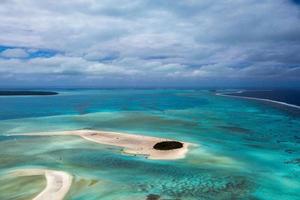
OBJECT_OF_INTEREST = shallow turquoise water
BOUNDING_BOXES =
[0,89,299,200]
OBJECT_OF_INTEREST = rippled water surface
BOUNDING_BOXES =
[0,89,299,200]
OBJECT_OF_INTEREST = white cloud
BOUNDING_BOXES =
[0,48,29,58]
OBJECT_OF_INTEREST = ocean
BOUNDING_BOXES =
[0,89,299,200]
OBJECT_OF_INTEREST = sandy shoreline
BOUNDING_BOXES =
[10,169,72,200]
[9,129,194,160]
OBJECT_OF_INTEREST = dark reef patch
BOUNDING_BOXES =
[218,126,251,134]
[135,175,255,200]
[153,141,183,150]
[294,136,300,143]
[285,158,300,166]
[284,149,296,154]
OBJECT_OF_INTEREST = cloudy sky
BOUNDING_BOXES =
[0,0,300,88]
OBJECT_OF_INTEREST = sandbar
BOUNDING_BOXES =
[10,129,194,160]
[9,169,72,200]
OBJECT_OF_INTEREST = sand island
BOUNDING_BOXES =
[10,130,193,160]
[9,169,72,200]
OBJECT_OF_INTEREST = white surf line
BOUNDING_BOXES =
[10,169,72,200]
[216,92,300,110]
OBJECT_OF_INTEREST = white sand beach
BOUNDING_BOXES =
[10,130,193,160]
[10,169,72,200]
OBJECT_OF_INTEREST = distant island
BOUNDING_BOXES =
[0,91,58,96]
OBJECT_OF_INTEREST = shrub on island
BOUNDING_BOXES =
[153,141,183,150]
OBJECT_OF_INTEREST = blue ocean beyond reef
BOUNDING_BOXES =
[0,89,299,200]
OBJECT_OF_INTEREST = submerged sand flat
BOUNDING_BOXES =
[10,130,193,160]
[9,169,72,200]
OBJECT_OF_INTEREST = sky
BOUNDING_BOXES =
[0,0,300,88]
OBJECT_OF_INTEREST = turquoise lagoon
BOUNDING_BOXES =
[0,89,299,200]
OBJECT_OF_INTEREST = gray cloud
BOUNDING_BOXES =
[0,0,300,87]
